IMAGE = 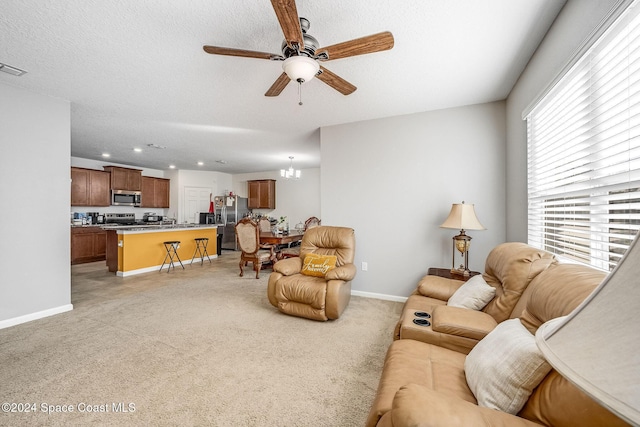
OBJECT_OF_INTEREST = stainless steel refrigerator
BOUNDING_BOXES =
[219,196,251,250]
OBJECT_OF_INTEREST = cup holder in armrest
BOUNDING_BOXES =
[414,311,431,318]
[413,318,431,326]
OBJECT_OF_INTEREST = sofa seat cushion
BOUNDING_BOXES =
[365,339,474,427]
[385,384,545,427]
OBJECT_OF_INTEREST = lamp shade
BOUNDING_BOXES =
[535,232,640,425]
[282,56,319,83]
[440,203,486,230]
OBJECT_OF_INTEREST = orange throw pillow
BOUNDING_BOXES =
[301,254,337,277]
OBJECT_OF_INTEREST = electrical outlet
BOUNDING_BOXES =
[361,261,368,271]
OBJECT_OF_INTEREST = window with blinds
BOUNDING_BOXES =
[526,1,640,271]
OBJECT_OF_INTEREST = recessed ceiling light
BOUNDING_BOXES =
[197,161,204,166]
[133,148,142,152]
[102,153,110,158]
[169,165,176,169]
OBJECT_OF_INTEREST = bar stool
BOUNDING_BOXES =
[160,241,184,272]
[191,237,211,265]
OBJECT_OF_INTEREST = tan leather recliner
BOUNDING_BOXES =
[267,226,356,321]
[366,261,627,427]
[394,242,558,354]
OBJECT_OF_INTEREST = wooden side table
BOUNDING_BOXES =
[427,267,481,281]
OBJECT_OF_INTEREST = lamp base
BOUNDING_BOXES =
[451,266,470,277]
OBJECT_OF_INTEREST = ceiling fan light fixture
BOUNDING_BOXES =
[282,56,319,83]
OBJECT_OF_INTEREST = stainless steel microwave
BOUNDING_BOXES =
[111,190,141,207]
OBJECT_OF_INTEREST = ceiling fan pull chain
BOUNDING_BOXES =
[298,81,303,106]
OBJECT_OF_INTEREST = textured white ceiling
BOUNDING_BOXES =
[0,0,566,173]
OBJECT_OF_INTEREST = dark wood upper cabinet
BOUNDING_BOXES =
[71,167,90,206]
[72,166,168,208]
[248,179,276,209]
[71,167,110,206]
[155,178,170,208]
[140,176,170,208]
[89,169,111,206]
[103,166,142,191]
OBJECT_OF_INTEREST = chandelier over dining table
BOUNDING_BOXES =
[281,156,301,179]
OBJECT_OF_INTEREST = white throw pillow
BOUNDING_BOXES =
[464,318,552,414]
[447,275,496,310]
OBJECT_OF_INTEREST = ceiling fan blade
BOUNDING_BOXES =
[317,66,357,95]
[270,0,304,49]
[265,72,291,97]
[203,45,277,60]
[316,31,394,61]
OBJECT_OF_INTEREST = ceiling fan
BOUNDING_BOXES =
[203,0,394,103]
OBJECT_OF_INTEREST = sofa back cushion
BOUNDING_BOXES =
[481,242,557,323]
[519,263,605,334]
[517,263,628,427]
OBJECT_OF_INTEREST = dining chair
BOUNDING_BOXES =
[258,217,272,232]
[280,216,321,258]
[235,218,276,279]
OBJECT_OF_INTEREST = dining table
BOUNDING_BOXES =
[259,230,304,246]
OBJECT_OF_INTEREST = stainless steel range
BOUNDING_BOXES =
[105,213,137,225]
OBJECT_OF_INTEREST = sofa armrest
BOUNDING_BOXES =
[273,257,302,276]
[416,275,465,301]
[431,306,498,341]
[387,384,543,427]
[325,263,357,281]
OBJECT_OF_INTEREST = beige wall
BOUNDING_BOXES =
[0,83,72,327]
[321,102,506,299]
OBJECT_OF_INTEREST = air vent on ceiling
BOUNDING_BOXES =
[0,62,27,76]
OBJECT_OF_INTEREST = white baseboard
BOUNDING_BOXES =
[351,290,407,303]
[0,304,73,330]
[117,255,219,277]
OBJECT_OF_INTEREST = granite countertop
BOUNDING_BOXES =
[101,223,221,231]
[71,223,224,233]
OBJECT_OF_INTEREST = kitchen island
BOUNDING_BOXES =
[104,224,220,276]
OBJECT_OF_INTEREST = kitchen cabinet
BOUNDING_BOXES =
[103,166,142,191]
[71,167,111,206]
[141,176,170,208]
[248,179,276,209]
[71,226,107,264]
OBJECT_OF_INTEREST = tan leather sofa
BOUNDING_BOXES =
[366,251,629,427]
[394,242,557,354]
[267,226,356,321]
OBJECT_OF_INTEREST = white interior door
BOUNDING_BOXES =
[184,186,212,223]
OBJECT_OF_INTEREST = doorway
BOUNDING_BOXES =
[184,186,212,224]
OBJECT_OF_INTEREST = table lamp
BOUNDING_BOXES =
[535,230,640,425]
[440,202,486,276]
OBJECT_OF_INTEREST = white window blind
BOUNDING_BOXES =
[527,1,640,271]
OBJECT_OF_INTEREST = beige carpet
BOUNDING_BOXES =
[0,254,402,426]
